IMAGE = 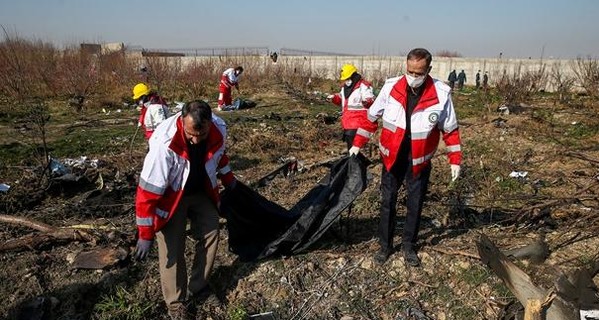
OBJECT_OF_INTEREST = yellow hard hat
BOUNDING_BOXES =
[132,83,150,100]
[339,64,358,80]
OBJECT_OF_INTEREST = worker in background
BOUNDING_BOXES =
[132,83,170,139]
[217,66,244,111]
[327,64,376,150]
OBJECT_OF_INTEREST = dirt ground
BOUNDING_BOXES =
[0,83,598,320]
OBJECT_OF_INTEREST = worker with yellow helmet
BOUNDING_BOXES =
[327,64,376,150]
[132,83,171,139]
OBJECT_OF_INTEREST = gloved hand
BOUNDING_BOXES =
[326,94,335,101]
[450,164,461,182]
[134,239,153,260]
[348,146,361,156]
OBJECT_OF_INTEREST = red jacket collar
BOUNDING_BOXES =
[169,116,224,161]
[390,76,439,111]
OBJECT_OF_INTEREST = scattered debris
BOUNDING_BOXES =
[0,214,95,252]
[509,171,528,179]
[497,104,510,115]
[249,311,275,319]
[491,117,508,128]
[251,157,298,188]
[477,233,578,319]
[502,233,550,264]
[67,247,129,269]
[0,183,9,193]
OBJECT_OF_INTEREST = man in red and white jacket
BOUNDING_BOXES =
[217,66,244,110]
[350,48,462,267]
[134,100,236,318]
[329,64,376,149]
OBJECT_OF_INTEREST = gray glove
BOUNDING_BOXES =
[134,239,153,260]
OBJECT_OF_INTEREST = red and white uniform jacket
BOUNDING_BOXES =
[353,75,462,175]
[220,68,240,90]
[331,79,376,130]
[139,94,170,139]
[135,113,235,240]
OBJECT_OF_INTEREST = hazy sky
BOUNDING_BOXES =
[1,0,598,58]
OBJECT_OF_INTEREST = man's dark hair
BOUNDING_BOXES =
[235,66,244,73]
[182,100,212,130]
[407,48,432,66]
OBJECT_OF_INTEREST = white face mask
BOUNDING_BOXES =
[406,74,426,88]
[344,80,353,87]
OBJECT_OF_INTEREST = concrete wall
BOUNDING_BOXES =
[146,54,579,92]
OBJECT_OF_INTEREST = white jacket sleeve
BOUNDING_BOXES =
[368,80,394,121]
[360,83,375,105]
[145,104,169,130]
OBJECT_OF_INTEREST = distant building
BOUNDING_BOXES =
[80,42,125,55]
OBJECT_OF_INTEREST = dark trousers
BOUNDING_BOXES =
[379,159,431,252]
[342,129,357,150]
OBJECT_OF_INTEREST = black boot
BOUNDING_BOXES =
[374,247,392,265]
[403,248,421,267]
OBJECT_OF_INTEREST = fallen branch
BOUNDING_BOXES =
[0,214,55,233]
[476,233,576,320]
[565,152,599,165]
[0,214,95,252]
[514,181,598,224]
[429,246,480,259]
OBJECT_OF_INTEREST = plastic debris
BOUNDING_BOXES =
[174,101,185,112]
[0,183,10,193]
[49,158,70,176]
[509,171,528,178]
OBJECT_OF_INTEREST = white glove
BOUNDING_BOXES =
[450,164,461,182]
[326,94,335,100]
[349,146,360,156]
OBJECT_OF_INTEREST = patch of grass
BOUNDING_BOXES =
[435,283,453,303]
[491,280,513,300]
[227,304,249,320]
[458,264,492,287]
[450,305,478,319]
[50,125,135,158]
[565,122,598,138]
[496,176,525,193]
[93,286,153,320]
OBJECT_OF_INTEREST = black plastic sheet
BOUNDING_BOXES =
[221,154,370,261]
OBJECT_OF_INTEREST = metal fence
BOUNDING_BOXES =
[126,46,357,57]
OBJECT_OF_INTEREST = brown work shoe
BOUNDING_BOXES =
[168,303,192,320]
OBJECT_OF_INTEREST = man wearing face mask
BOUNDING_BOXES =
[349,48,462,267]
[134,100,237,319]
[132,83,171,139]
[328,64,376,150]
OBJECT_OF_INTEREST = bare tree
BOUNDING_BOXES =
[143,55,181,93]
[16,102,52,187]
[56,46,101,111]
[436,50,463,58]
[550,63,575,104]
[495,63,547,107]
[571,56,599,98]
